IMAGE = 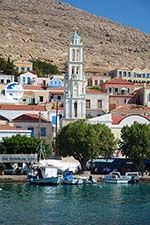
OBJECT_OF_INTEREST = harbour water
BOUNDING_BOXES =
[0,182,150,225]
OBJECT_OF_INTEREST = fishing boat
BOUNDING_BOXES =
[28,165,63,185]
[63,170,83,185]
[104,171,131,184]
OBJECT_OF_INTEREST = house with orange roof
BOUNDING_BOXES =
[12,114,53,145]
[101,77,135,110]
[0,114,31,141]
[0,104,47,120]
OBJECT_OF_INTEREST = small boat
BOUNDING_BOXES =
[28,165,63,185]
[104,171,131,184]
[63,170,83,185]
[125,172,140,183]
[77,175,97,184]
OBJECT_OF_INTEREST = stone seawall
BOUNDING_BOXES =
[0,174,150,183]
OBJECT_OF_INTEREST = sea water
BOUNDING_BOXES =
[0,182,149,225]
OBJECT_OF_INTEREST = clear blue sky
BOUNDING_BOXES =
[63,0,150,34]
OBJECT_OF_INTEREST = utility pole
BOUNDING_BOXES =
[55,101,58,156]
[38,111,41,140]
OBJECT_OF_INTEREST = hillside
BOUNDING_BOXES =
[0,0,150,72]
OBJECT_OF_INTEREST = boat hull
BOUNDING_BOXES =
[104,179,129,184]
[63,178,83,185]
[29,176,62,185]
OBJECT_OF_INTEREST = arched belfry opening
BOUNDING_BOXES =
[74,102,77,117]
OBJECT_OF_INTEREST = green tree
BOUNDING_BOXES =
[120,123,150,174]
[31,59,59,76]
[0,135,51,157]
[56,120,116,171]
[0,57,16,75]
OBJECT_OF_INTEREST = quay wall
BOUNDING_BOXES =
[0,174,150,183]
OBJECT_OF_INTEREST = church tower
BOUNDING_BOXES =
[63,31,86,121]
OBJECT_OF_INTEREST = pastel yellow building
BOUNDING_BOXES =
[14,61,33,73]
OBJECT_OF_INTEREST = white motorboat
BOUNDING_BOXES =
[104,171,131,184]
[125,172,140,183]
[77,175,97,184]
[63,170,83,185]
[28,165,63,185]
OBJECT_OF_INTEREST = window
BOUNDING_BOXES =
[97,100,102,109]
[109,87,112,93]
[115,88,118,93]
[76,66,79,74]
[123,71,126,77]
[27,77,31,84]
[6,79,10,83]
[52,116,56,125]
[40,127,46,137]
[128,72,131,77]
[124,99,127,104]
[0,79,4,83]
[77,49,80,61]
[86,100,91,109]
[74,102,77,117]
[72,66,75,74]
[22,77,26,84]
[72,49,76,61]
[28,127,34,137]
[87,79,92,86]
[147,93,150,101]
[27,67,30,71]
[21,67,25,72]
[95,80,98,85]
[119,71,122,77]
[39,96,44,102]
[16,67,19,72]
[57,95,61,100]
[147,73,150,78]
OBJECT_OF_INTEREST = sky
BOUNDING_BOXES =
[63,0,150,34]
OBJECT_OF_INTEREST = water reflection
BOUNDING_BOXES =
[0,182,150,225]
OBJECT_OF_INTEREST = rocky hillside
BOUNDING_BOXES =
[0,0,150,72]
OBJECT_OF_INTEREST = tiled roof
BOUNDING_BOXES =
[0,104,46,111]
[0,115,9,121]
[23,86,46,90]
[104,77,133,85]
[0,125,24,131]
[112,114,124,124]
[112,104,150,112]
[12,113,50,123]
[86,89,107,94]
[112,113,150,125]
[49,88,64,94]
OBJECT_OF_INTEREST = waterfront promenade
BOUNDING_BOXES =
[0,174,150,182]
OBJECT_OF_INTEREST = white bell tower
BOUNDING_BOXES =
[63,31,86,121]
